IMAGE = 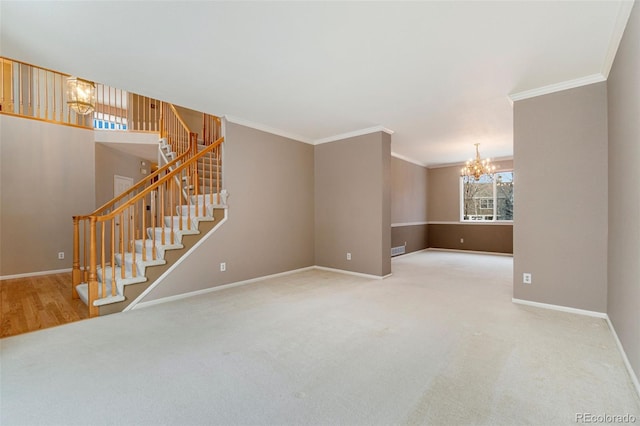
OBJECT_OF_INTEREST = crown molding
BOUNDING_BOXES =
[602,0,635,78]
[222,116,396,147]
[508,73,606,103]
[223,115,313,144]
[391,152,428,168]
[314,125,394,145]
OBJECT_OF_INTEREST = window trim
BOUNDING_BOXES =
[459,170,514,223]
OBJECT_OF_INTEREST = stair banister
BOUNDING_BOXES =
[76,136,223,313]
[96,138,223,221]
[72,101,223,316]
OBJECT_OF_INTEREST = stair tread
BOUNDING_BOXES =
[75,141,224,312]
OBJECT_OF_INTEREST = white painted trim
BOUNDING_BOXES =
[132,264,390,310]
[508,74,606,102]
[133,266,316,310]
[459,174,465,222]
[124,210,229,311]
[223,115,396,149]
[314,125,394,145]
[601,0,635,78]
[223,115,313,144]
[427,221,513,226]
[427,248,513,257]
[314,266,391,280]
[0,268,72,280]
[511,298,607,318]
[391,221,428,227]
[606,315,640,399]
[511,297,640,399]
[391,152,428,168]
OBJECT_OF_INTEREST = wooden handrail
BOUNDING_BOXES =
[72,112,223,316]
[96,137,223,222]
[1,56,164,132]
[167,103,191,135]
[75,152,188,221]
[76,103,195,220]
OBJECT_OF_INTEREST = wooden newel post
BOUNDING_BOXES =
[88,216,99,317]
[72,216,80,299]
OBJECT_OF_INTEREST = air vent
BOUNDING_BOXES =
[391,246,406,257]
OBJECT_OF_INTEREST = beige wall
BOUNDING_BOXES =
[0,115,95,276]
[95,143,148,208]
[513,82,608,312]
[391,156,428,224]
[426,160,513,253]
[142,122,315,301]
[174,105,203,136]
[391,224,428,254]
[607,1,640,379]
[315,132,391,277]
[427,159,513,222]
[391,156,429,254]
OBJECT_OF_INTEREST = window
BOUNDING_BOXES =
[479,198,493,209]
[461,171,513,221]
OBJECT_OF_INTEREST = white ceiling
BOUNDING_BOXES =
[0,1,634,166]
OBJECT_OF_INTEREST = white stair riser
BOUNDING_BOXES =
[164,216,198,231]
[115,254,145,276]
[76,133,222,310]
[192,194,224,206]
[179,205,214,218]
[147,227,182,245]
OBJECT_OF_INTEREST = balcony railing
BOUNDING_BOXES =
[0,57,161,132]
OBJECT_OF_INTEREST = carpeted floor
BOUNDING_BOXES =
[1,251,638,425]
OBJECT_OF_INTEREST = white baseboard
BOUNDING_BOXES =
[512,298,607,318]
[132,266,316,310]
[512,297,639,399]
[428,248,513,257]
[606,316,640,399]
[125,210,229,311]
[0,268,72,281]
[314,266,391,280]
[133,264,391,310]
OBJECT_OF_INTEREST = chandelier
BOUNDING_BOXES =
[460,143,495,181]
[66,77,96,115]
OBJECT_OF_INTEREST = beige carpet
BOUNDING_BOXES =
[1,251,638,425]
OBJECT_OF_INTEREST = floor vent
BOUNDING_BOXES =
[391,246,406,257]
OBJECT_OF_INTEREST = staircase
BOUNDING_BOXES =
[72,104,225,316]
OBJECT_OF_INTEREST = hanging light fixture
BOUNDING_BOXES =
[461,143,496,181]
[66,77,96,115]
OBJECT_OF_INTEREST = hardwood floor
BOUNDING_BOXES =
[1,272,89,338]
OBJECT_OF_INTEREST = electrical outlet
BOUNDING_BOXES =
[523,273,532,284]
[58,252,64,260]
[346,253,351,261]
[220,262,226,272]
[460,238,464,243]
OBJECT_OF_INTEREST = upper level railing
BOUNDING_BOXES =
[0,57,92,127]
[0,57,161,132]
